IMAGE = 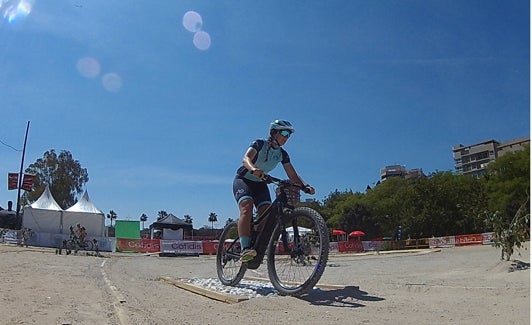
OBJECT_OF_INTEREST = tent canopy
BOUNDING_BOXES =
[66,191,102,213]
[286,226,311,234]
[31,185,62,210]
[22,187,105,237]
[150,214,192,231]
[349,230,365,237]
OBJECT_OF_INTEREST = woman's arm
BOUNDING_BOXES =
[283,163,315,194]
[242,147,265,179]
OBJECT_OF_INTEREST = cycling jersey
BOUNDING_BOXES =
[236,139,290,182]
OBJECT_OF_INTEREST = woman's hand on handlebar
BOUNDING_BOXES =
[251,168,266,180]
[303,184,315,195]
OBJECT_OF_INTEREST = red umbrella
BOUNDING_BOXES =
[348,230,365,237]
[332,229,346,236]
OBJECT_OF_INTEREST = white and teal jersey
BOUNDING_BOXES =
[237,139,290,181]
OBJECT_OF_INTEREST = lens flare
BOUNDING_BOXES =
[193,31,211,51]
[1,0,33,24]
[182,11,202,33]
[102,73,123,92]
[76,57,101,78]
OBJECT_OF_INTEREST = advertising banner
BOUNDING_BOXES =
[455,234,484,246]
[329,241,339,253]
[202,241,217,255]
[338,240,364,253]
[429,236,455,248]
[160,240,203,255]
[116,238,160,253]
[482,232,494,244]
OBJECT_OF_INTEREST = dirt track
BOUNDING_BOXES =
[0,243,529,324]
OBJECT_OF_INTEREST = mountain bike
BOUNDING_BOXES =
[65,236,94,252]
[216,175,329,296]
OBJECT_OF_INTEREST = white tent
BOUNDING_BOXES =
[22,187,105,237]
[30,184,62,210]
[22,185,63,233]
[65,191,102,213]
[285,226,312,241]
[63,191,105,237]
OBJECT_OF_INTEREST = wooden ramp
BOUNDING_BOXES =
[158,277,249,304]
[159,276,353,304]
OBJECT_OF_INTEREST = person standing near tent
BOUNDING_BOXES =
[75,224,82,238]
[232,119,315,262]
[79,226,87,244]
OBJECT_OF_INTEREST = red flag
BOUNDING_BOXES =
[8,173,18,190]
[22,174,35,191]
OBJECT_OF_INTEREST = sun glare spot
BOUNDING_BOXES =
[182,11,202,33]
[1,0,33,24]
[76,57,101,78]
[102,73,123,92]
[193,31,211,51]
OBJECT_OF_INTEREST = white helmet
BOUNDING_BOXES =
[269,119,295,133]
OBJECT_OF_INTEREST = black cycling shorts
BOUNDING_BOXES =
[233,176,272,208]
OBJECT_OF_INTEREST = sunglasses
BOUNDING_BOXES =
[279,130,291,138]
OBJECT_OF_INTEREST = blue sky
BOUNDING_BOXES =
[0,1,529,229]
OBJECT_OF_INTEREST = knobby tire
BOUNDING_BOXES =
[216,221,246,286]
[266,207,329,296]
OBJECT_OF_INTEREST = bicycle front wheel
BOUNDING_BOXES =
[65,239,76,251]
[267,207,329,296]
[216,221,246,286]
[83,240,94,251]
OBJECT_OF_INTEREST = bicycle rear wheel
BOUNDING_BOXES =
[65,239,77,251]
[83,240,94,251]
[267,207,329,296]
[216,221,246,286]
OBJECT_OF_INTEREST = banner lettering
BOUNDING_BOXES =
[22,174,35,191]
[8,173,18,190]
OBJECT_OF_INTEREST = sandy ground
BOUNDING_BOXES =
[0,243,529,325]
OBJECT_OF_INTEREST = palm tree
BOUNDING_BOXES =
[107,210,117,227]
[140,213,148,229]
[157,210,168,221]
[184,214,193,224]
[184,215,194,240]
[208,212,218,229]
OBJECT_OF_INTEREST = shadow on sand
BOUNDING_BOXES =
[299,285,384,308]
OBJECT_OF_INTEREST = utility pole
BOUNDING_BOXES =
[15,121,30,228]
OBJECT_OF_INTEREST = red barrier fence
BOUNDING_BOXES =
[112,232,494,254]
[116,238,160,253]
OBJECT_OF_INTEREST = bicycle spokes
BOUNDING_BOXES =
[216,221,247,286]
[267,207,329,296]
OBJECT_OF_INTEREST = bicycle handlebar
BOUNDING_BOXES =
[263,175,312,194]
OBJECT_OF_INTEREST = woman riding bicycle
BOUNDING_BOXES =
[232,119,315,262]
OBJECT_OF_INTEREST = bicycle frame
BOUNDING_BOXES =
[217,175,328,295]
[224,177,303,268]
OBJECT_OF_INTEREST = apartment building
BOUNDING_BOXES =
[380,165,425,182]
[453,137,529,177]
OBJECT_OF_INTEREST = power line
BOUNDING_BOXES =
[0,139,21,152]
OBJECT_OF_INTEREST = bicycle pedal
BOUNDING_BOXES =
[246,259,261,269]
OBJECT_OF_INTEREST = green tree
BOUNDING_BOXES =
[365,177,410,237]
[107,210,117,227]
[321,189,353,229]
[485,145,530,260]
[208,212,218,229]
[22,149,89,209]
[140,213,148,229]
